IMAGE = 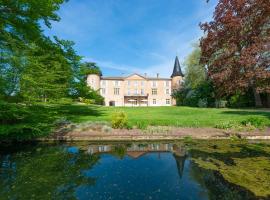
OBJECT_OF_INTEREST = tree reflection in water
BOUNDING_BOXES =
[1,141,270,200]
[0,144,99,199]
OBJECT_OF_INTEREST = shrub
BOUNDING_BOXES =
[241,117,266,128]
[49,98,73,104]
[111,111,128,129]
[0,102,59,140]
[215,121,236,129]
[215,100,227,108]
[228,91,254,108]
[136,121,148,130]
[82,98,95,105]
[215,121,243,130]
[172,80,216,107]
[198,98,208,108]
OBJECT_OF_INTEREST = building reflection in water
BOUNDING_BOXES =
[85,143,186,178]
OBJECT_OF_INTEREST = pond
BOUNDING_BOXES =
[1,140,270,200]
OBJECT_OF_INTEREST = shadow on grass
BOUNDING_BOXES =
[52,104,105,121]
[0,103,105,140]
[221,110,270,119]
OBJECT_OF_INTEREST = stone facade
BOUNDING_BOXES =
[87,57,184,106]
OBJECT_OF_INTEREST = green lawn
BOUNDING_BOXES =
[69,105,270,127]
[1,103,270,140]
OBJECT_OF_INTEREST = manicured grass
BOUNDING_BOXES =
[1,103,270,140]
[70,105,270,128]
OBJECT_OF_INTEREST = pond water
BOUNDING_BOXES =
[1,140,270,200]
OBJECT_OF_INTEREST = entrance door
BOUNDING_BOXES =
[134,99,138,106]
[109,101,115,106]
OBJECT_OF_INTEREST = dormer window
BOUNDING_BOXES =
[114,81,119,86]
[152,81,157,87]
[141,81,145,87]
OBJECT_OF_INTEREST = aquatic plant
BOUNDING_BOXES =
[189,140,270,197]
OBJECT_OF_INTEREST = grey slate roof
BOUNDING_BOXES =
[101,73,171,80]
[171,56,184,78]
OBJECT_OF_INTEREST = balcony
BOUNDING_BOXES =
[124,93,148,97]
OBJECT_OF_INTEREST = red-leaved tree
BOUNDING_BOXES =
[200,0,270,107]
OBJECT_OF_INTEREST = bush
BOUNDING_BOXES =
[215,121,238,129]
[49,98,74,104]
[0,102,58,140]
[215,117,267,131]
[215,100,227,108]
[172,80,215,107]
[136,121,148,130]
[228,91,254,108]
[111,111,128,129]
[198,98,208,108]
[241,117,266,128]
[79,98,95,105]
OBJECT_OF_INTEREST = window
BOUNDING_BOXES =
[115,81,119,86]
[166,99,171,105]
[141,81,145,86]
[152,88,157,95]
[166,81,170,87]
[127,89,131,95]
[153,99,156,104]
[101,80,106,87]
[178,80,184,86]
[134,81,138,87]
[141,89,144,95]
[152,81,157,87]
[166,89,170,95]
[128,80,131,86]
[114,88,120,95]
[135,89,138,95]
[101,88,106,95]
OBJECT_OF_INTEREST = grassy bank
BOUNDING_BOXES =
[73,106,270,127]
[1,103,270,140]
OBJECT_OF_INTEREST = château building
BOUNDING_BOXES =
[87,56,184,106]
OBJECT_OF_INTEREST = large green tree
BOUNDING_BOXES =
[0,0,80,102]
[20,38,80,102]
[184,45,207,89]
[69,62,104,105]
[172,45,215,107]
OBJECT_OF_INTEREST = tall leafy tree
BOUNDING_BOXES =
[20,37,80,102]
[172,44,215,107]
[184,44,207,89]
[0,0,71,101]
[200,0,270,107]
[69,62,104,105]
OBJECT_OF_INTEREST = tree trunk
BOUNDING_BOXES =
[267,93,270,108]
[253,88,263,107]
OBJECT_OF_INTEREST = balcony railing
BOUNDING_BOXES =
[124,93,148,97]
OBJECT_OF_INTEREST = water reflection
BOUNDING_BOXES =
[0,141,269,200]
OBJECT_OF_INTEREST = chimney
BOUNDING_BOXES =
[144,73,147,77]
[157,73,159,78]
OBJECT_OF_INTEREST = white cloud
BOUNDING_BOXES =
[46,0,217,78]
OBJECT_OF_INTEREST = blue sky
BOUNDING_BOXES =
[44,0,217,77]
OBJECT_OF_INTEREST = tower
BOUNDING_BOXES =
[171,56,184,105]
[87,73,101,91]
